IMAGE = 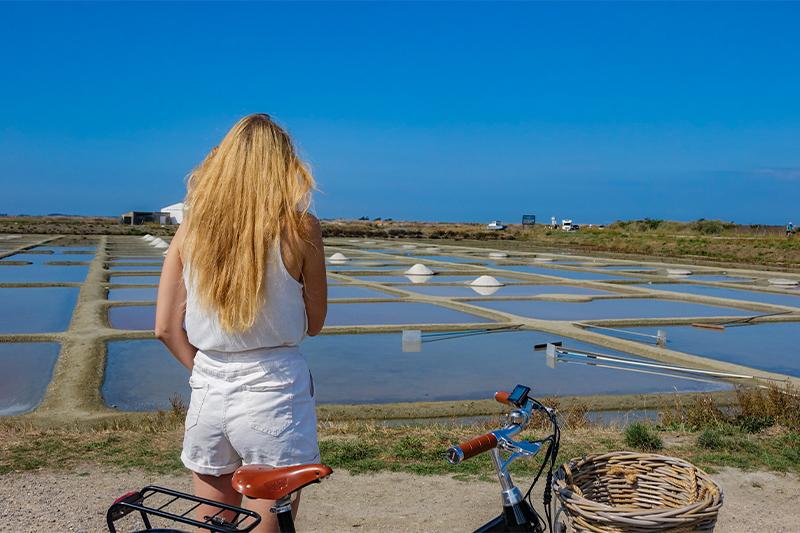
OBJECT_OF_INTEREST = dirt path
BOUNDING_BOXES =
[0,467,797,532]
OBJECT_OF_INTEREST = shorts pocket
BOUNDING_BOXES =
[186,374,209,430]
[243,382,294,437]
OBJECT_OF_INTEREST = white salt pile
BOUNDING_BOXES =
[468,275,504,287]
[405,263,435,276]
[666,268,692,276]
[768,278,799,286]
[488,252,508,258]
[328,252,349,263]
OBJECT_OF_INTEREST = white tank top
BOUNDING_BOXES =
[183,241,307,352]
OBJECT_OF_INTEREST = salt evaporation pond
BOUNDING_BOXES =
[401,284,617,298]
[0,287,78,333]
[326,302,490,325]
[102,332,729,410]
[108,287,158,301]
[109,305,154,330]
[640,283,800,308]
[353,275,521,284]
[408,255,487,265]
[109,275,161,285]
[0,263,88,283]
[103,340,189,411]
[328,285,398,299]
[491,264,635,281]
[0,342,60,415]
[107,263,163,271]
[473,298,755,320]
[624,323,800,377]
[683,275,753,283]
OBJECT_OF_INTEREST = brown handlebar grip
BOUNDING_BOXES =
[495,391,512,405]
[457,432,498,461]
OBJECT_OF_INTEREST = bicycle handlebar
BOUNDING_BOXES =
[494,391,512,405]
[447,432,497,464]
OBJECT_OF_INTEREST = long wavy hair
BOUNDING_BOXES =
[183,114,315,332]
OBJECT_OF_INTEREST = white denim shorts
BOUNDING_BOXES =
[181,346,320,476]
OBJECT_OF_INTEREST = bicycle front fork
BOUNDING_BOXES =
[473,448,543,533]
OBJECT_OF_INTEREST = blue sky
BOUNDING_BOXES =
[1,2,798,224]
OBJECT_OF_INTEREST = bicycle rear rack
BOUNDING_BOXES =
[106,485,261,532]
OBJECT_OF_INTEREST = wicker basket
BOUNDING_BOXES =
[553,451,723,532]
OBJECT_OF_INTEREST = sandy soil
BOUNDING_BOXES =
[0,467,797,532]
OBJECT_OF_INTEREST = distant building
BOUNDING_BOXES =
[161,202,185,224]
[521,214,536,226]
[120,211,170,225]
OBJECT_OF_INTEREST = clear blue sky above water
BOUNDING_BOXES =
[1,2,798,224]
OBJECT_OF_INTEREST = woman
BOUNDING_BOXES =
[155,114,326,532]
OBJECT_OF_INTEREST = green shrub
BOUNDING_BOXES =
[697,429,725,450]
[624,422,663,451]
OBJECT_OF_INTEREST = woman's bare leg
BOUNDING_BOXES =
[192,472,241,527]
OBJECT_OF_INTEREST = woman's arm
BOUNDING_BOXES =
[155,224,197,370]
[300,215,327,336]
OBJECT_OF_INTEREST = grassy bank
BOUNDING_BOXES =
[2,386,798,478]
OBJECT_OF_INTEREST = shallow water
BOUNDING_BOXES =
[0,287,78,333]
[108,306,155,330]
[0,263,88,283]
[352,275,521,284]
[400,284,617,298]
[491,264,634,281]
[407,254,487,265]
[639,283,800,308]
[472,298,754,320]
[0,342,60,415]
[682,275,754,283]
[108,275,161,285]
[328,285,398,299]
[101,331,729,410]
[625,323,800,377]
[103,340,189,411]
[108,287,158,302]
[107,263,163,271]
[598,265,658,271]
[327,302,490,325]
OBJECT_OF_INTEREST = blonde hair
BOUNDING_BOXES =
[183,114,315,332]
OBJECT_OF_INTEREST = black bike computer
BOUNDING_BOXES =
[506,384,530,407]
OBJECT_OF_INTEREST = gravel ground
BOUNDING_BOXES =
[0,466,798,532]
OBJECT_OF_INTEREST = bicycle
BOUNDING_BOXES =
[106,383,560,533]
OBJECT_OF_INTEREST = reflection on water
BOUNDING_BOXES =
[0,343,60,416]
[0,287,78,333]
[474,298,754,320]
[327,302,490,325]
[101,332,729,410]
[625,323,800,377]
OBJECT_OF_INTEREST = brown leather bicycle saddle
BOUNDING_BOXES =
[232,464,333,500]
